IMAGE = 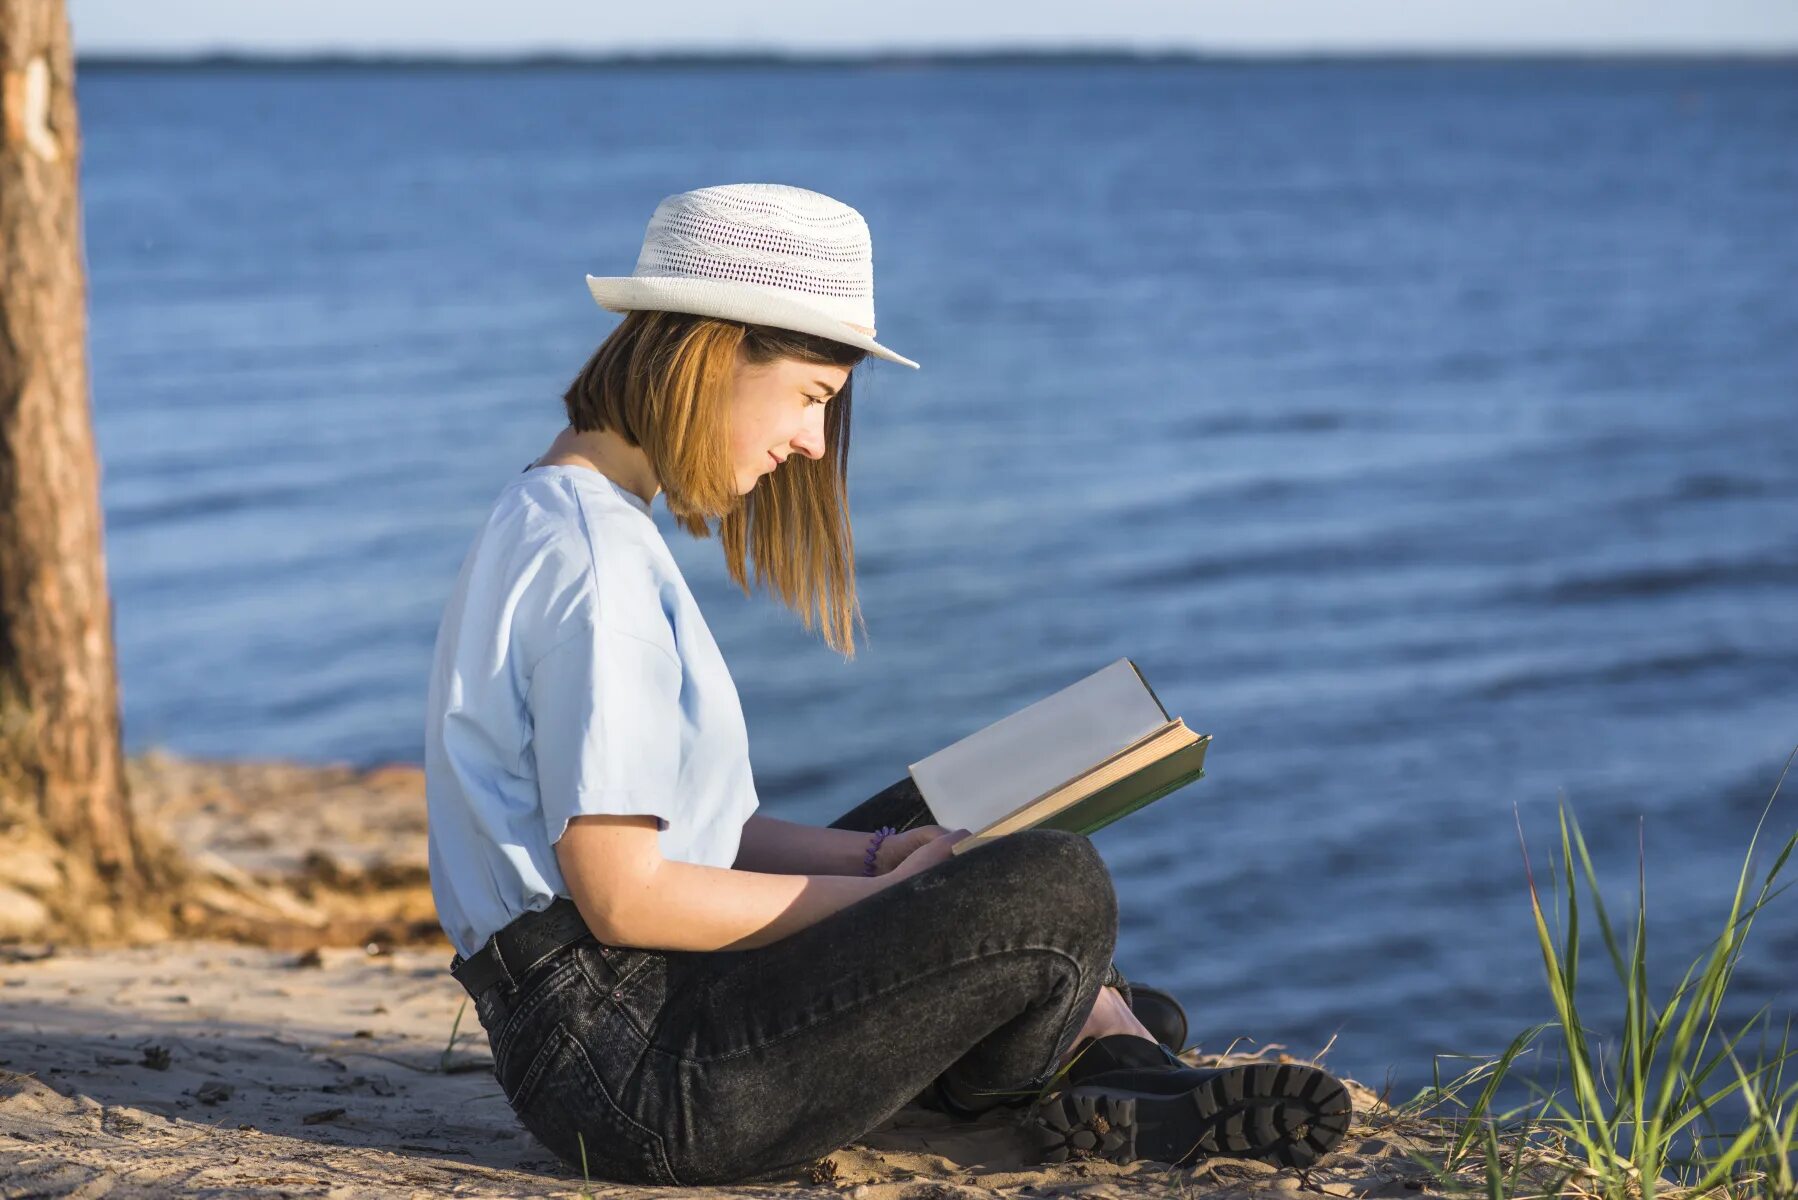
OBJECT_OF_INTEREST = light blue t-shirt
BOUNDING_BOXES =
[424,464,759,958]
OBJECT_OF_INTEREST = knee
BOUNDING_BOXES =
[951,829,1117,946]
[996,826,1113,888]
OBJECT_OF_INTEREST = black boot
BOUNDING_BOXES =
[922,1067,1041,1118]
[915,966,1189,1117]
[915,1026,1190,1119]
[1033,1033,1352,1170]
[1058,1030,1188,1085]
[1101,962,1189,1053]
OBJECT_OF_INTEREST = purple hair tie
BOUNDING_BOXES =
[862,825,898,876]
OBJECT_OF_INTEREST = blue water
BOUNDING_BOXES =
[79,60,1798,1092]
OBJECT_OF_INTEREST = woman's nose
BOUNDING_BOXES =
[790,410,828,459]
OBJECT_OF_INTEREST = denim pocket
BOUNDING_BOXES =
[577,943,667,1043]
[593,944,652,987]
[510,1021,678,1185]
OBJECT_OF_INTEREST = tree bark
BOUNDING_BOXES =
[0,0,141,919]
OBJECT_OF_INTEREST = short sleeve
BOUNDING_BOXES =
[526,620,682,846]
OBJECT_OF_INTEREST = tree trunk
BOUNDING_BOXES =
[0,0,143,936]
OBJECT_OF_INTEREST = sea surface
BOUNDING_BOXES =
[78,58,1798,1092]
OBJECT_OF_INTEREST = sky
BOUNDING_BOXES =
[68,0,1798,56]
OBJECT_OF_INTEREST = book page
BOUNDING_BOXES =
[908,658,1170,835]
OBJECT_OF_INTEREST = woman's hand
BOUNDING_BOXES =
[873,824,948,874]
[880,827,971,881]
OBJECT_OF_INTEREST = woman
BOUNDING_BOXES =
[424,183,1350,1186]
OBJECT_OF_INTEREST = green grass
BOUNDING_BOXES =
[439,996,470,1072]
[1403,747,1798,1199]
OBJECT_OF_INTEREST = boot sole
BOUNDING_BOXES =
[1030,1061,1351,1169]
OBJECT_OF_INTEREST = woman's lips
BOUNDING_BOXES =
[768,452,781,469]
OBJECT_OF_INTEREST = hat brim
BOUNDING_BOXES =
[585,275,920,370]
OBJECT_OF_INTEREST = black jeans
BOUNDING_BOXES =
[469,776,1118,1186]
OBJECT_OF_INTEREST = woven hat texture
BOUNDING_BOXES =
[586,183,919,369]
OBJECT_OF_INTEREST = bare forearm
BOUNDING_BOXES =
[732,812,871,875]
[581,857,894,952]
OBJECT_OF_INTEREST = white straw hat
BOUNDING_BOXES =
[585,183,919,370]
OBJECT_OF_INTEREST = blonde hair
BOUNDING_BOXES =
[562,309,869,658]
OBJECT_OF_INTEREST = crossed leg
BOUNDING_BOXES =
[826,777,1161,1090]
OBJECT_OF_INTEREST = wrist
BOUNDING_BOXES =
[861,826,898,876]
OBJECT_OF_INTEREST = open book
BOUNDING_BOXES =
[908,658,1210,855]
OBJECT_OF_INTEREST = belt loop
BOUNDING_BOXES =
[485,930,517,990]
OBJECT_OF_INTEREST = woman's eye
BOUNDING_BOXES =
[806,394,829,407]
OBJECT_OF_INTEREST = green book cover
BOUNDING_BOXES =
[1033,735,1211,838]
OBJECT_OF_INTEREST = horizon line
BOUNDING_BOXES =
[75,46,1798,70]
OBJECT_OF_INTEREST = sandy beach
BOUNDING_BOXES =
[1,754,1444,1197]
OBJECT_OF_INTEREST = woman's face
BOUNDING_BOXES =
[727,353,850,495]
